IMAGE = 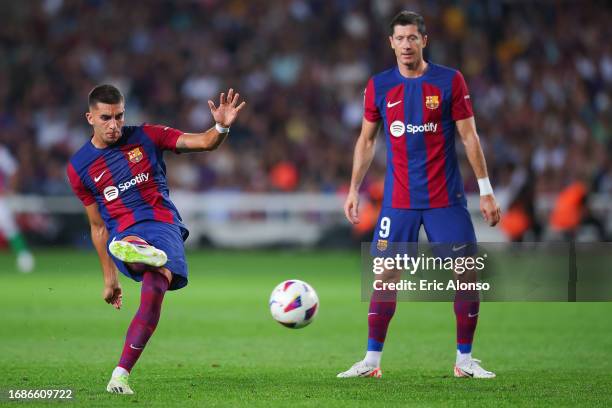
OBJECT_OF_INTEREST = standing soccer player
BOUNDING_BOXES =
[337,11,500,379]
[0,145,35,273]
[67,84,245,394]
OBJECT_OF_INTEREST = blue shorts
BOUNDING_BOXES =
[370,205,477,258]
[108,221,189,291]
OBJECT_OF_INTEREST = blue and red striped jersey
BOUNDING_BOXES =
[67,124,187,235]
[364,62,474,209]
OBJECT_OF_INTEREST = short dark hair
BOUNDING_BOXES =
[88,84,124,108]
[389,11,426,37]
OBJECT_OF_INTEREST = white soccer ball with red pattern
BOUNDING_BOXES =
[269,280,319,329]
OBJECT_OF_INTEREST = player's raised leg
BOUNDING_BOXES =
[107,269,170,394]
[108,236,168,268]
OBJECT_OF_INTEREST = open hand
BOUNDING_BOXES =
[208,88,246,128]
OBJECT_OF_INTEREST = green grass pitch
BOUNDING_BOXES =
[1,250,611,407]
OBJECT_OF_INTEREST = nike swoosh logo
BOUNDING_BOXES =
[94,171,106,182]
[462,369,474,377]
[367,312,378,315]
[452,244,467,252]
[468,312,479,318]
[129,344,144,350]
[387,100,401,108]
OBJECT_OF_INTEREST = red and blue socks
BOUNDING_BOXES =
[454,290,479,364]
[116,271,169,374]
[364,289,480,367]
[365,289,397,367]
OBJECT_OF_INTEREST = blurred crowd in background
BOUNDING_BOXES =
[0,1,610,201]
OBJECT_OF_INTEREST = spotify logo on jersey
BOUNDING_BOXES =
[389,121,406,137]
[389,121,439,137]
[102,172,150,202]
[103,186,119,202]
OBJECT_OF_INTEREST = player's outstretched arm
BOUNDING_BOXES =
[344,118,381,224]
[85,203,122,309]
[176,88,246,153]
[456,117,501,227]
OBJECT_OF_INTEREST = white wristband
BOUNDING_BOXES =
[215,123,230,133]
[478,177,494,196]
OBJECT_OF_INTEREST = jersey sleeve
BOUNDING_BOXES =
[142,124,184,152]
[363,77,381,122]
[451,71,474,121]
[66,163,95,206]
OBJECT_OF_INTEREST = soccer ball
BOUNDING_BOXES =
[269,280,319,329]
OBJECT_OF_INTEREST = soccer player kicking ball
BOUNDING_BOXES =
[67,84,245,394]
[337,11,501,379]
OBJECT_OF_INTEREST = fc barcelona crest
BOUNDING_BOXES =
[377,239,388,251]
[128,147,143,163]
[425,95,440,110]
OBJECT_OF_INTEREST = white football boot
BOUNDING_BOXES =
[454,358,496,378]
[108,239,167,268]
[106,374,134,395]
[337,360,382,378]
